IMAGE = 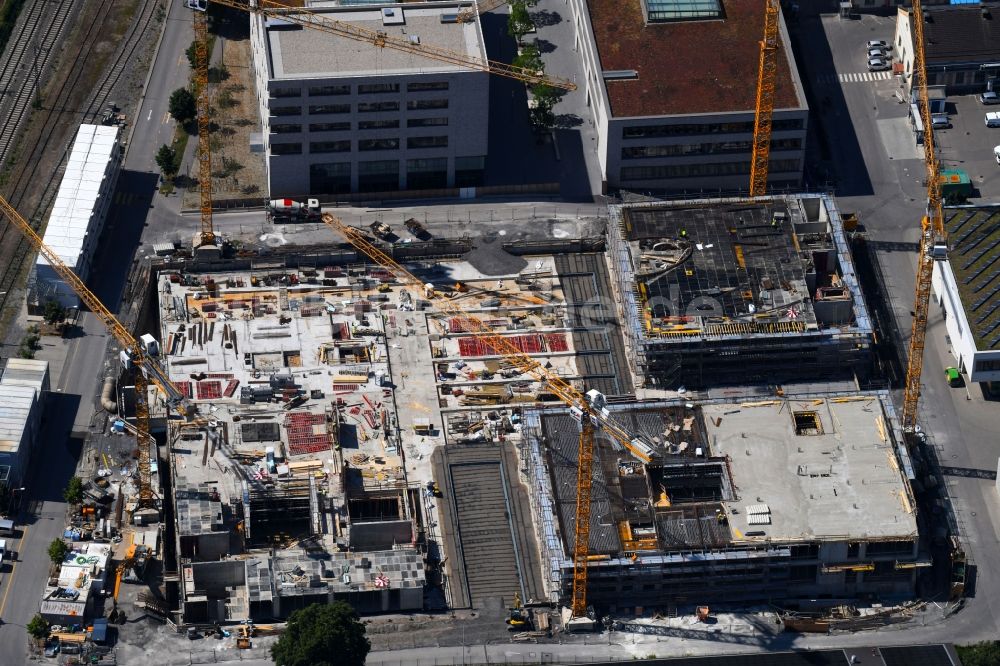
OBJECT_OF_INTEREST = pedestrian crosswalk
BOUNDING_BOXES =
[815,71,894,84]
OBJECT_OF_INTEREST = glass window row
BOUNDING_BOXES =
[271,136,449,155]
[271,100,448,117]
[271,82,449,99]
[622,118,805,140]
[271,118,448,133]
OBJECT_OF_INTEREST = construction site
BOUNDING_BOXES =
[522,392,923,613]
[607,194,875,389]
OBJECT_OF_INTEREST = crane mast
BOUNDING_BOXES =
[749,0,780,198]
[902,0,947,432]
[205,0,576,91]
[0,196,193,506]
[193,4,216,248]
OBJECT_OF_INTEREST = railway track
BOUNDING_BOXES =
[0,0,46,96]
[0,0,74,166]
[0,0,162,321]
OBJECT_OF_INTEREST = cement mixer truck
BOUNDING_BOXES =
[268,198,320,223]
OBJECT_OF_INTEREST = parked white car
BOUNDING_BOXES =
[987,112,1000,128]
[866,39,888,49]
[868,57,890,72]
[981,91,1000,105]
[994,145,1000,164]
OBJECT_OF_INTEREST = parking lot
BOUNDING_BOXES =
[936,93,1000,198]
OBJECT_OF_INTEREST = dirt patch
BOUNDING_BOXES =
[182,35,266,209]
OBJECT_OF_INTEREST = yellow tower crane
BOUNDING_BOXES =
[749,0,780,198]
[0,196,194,508]
[902,0,947,432]
[320,214,654,628]
[190,1,216,250]
[197,0,576,91]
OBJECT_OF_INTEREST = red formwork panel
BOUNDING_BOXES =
[223,379,240,398]
[177,381,193,399]
[544,333,568,352]
[285,411,331,456]
[456,334,545,357]
[196,381,222,400]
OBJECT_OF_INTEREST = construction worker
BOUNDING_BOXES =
[679,228,688,239]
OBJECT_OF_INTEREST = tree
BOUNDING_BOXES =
[26,614,50,640]
[43,300,66,326]
[957,642,1000,666]
[168,88,196,123]
[63,476,83,504]
[270,602,369,666]
[185,40,198,70]
[507,0,533,42]
[512,44,543,74]
[156,144,178,177]
[529,83,559,129]
[47,539,69,565]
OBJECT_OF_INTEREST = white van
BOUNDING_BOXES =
[986,112,1000,128]
[0,518,14,537]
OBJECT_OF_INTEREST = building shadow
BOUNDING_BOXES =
[787,11,875,196]
[89,170,160,310]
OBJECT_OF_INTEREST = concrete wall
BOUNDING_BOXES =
[349,519,413,551]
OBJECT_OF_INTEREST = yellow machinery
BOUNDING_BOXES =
[112,543,138,603]
[200,0,575,91]
[321,213,655,627]
[749,0,780,197]
[0,196,195,507]
[902,0,947,432]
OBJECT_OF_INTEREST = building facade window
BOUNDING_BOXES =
[622,119,805,139]
[408,117,449,128]
[358,83,400,94]
[620,158,800,181]
[270,142,302,155]
[407,157,447,189]
[358,160,399,192]
[407,99,448,110]
[310,162,350,194]
[621,138,802,159]
[359,138,400,151]
[407,81,449,92]
[455,155,485,187]
[271,87,301,98]
[310,141,351,154]
[359,120,400,130]
[271,124,302,134]
[407,136,448,149]
[309,122,351,132]
[975,359,1000,373]
[358,101,400,113]
[308,85,350,96]
[309,104,351,115]
[271,106,301,117]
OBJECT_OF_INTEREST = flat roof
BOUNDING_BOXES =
[0,385,36,454]
[942,206,1000,350]
[266,3,486,79]
[1,358,48,396]
[585,0,802,117]
[706,397,916,542]
[535,393,916,556]
[38,125,118,270]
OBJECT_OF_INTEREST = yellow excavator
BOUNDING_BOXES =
[506,592,531,630]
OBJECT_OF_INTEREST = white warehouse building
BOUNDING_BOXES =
[932,205,1000,386]
[249,2,490,197]
[0,359,49,486]
[33,124,121,311]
